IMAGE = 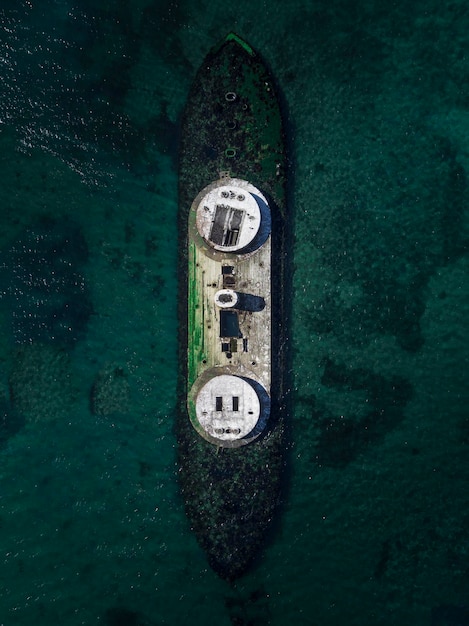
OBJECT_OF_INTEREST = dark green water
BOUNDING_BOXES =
[0,1,468,624]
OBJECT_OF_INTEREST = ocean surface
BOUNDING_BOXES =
[0,1,468,624]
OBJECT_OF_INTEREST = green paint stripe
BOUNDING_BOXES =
[225,32,255,56]
[187,241,204,388]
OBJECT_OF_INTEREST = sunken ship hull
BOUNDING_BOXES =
[177,33,287,580]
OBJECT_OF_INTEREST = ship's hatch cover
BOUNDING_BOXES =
[219,310,241,337]
[209,205,244,247]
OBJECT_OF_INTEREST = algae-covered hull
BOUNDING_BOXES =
[177,33,287,580]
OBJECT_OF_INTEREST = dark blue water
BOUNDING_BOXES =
[0,1,468,624]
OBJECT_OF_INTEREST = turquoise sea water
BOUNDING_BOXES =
[0,1,468,624]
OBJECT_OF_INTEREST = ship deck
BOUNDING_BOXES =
[187,235,271,395]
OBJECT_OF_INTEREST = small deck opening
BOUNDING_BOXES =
[220,310,241,338]
[223,274,236,288]
[224,228,239,246]
[215,396,223,411]
[209,206,244,247]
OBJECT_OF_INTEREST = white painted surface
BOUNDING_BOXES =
[195,374,261,441]
[195,180,266,252]
[214,289,238,308]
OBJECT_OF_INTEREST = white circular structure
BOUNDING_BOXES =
[214,289,238,308]
[195,179,268,252]
[195,375,261,443]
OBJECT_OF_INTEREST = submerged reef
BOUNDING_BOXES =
[8,343,75,424]
[1,217,91,436]
[1,216,92,346]
[0,396,24,445]
[90,364,131,417]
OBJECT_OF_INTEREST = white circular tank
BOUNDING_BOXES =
[195,179,269,253]
[194,374,262,443]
